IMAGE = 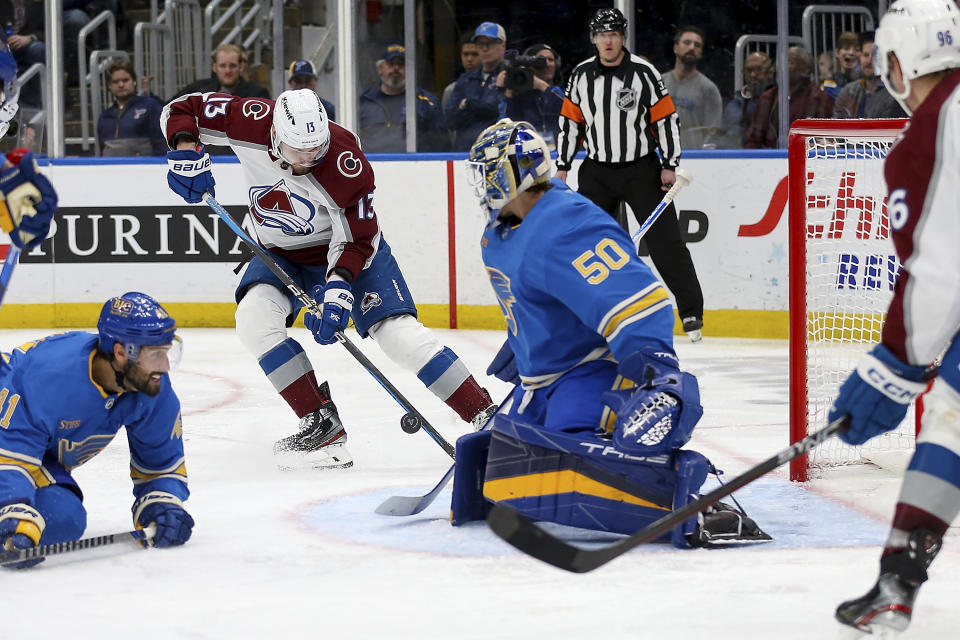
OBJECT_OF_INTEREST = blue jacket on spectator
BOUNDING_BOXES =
[499,85,564,149]
[358,85,443,153]
[444,63,505,151]
[97,93,167,156]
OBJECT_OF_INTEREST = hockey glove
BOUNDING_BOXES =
[486,339,520,385]
[305,281,354,345]
[829,344,932,446]
[601,349,703,456]
[0,150,57,250]
[166,144,215,204]
[133,492,195,548]
[0,502,46,569]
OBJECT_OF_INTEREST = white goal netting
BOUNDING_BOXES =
[791,124,917,479]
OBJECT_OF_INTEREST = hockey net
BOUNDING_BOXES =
[788,118,918,482]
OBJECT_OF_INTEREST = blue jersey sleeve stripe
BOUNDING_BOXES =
[599,286,671,339]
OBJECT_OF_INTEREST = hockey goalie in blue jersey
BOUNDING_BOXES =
[0,292,194,568]
[452,119,770,547]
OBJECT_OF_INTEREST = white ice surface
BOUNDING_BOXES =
[2,328,957,639]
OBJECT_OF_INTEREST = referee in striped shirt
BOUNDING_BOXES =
[556,8,705,342]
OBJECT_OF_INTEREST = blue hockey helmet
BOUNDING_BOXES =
[98,292,178,362]
[466,119,553,227]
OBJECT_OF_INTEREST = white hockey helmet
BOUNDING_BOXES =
[874,0,960,112]
[270,88,331,167]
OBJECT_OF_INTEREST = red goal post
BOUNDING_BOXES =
[787,118,921,482]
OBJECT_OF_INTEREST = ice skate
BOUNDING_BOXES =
[274,388,353,470]
[835,529,941,635]
[681,316,703,343]
[471,403,499,431]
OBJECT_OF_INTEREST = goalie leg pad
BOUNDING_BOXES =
[481,415,708,538]
[450,431,493,526]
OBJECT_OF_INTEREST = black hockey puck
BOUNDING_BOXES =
[400,412,421,434]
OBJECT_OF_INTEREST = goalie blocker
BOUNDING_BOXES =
[452,415,770,548]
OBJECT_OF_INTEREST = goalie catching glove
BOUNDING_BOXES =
[0,501,45,569]
[0,150,57,250]
[132,492,195,548]
[601,349,703,456]
[829,344,934,446]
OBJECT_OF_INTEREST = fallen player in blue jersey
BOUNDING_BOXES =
[451,119,770,547]
[0,293,194,568]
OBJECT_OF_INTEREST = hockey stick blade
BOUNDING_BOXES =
[0,524,156,566]
[487,418,847,573]
[375,463,456,516]
[375,391,513,516]
[631,168,692,245]
[201,193,455,459]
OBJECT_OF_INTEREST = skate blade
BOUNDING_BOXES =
[275,444,354,471]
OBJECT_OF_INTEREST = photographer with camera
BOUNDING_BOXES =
[444,22,508,151]
[497,44,565,148]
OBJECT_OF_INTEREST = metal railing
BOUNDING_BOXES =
[802,5,875,87]
[134,22,176,103]
[733,34,803,95]
[14,63,48,155]
[204,0,273,65]
[74,11,117,151]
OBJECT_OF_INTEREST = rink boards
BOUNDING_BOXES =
[1,152,805,337]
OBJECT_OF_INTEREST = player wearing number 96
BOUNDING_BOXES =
[830,0,960,635]
[0,293,193,569]
[450,119,770,548]
[161,89,496,471]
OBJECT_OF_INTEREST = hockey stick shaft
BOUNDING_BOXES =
[486,418,847,573]
[630,168,693,245]
[0,244,21,307]
[0,524,156,566]
[375,389,513,516]
[202,193,455,459]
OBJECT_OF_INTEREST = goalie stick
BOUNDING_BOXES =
[486,417,847,573]
[631,168,693,245]
[375,390,513,516]
[202,193,455,459]
[0,244,20,308]
[0,524,156,567]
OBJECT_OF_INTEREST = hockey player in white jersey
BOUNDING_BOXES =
[829,0,960,634]
[162,89,496,469]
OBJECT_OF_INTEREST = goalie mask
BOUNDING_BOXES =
[466,119,552,228]
[270,89,331,168]
[874,0,960,114]
[98,292,182,369]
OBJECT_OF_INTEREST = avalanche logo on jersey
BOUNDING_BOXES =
[486,267,518,335]
[249,180,317,236]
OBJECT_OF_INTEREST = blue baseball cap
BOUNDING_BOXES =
[288,60,317,79]
[473,22,506,43]
[380,44,406,62]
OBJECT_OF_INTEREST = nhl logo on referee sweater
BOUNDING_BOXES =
[615,88,637,111]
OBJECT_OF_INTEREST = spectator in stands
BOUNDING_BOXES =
[818,51,838,92]
[97,59,166,156]
[445,22,507,151]
[288,59,336,120]
[442,33,481,113]
[745,46,833,149]
[175,44,270,99]
[824,31,861,102]
[662,26,723,149]
[720,51,774,148]
[498,44,565,148]
[833,31,906,119]
[357,44,444,153]
[1,1,45,106]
